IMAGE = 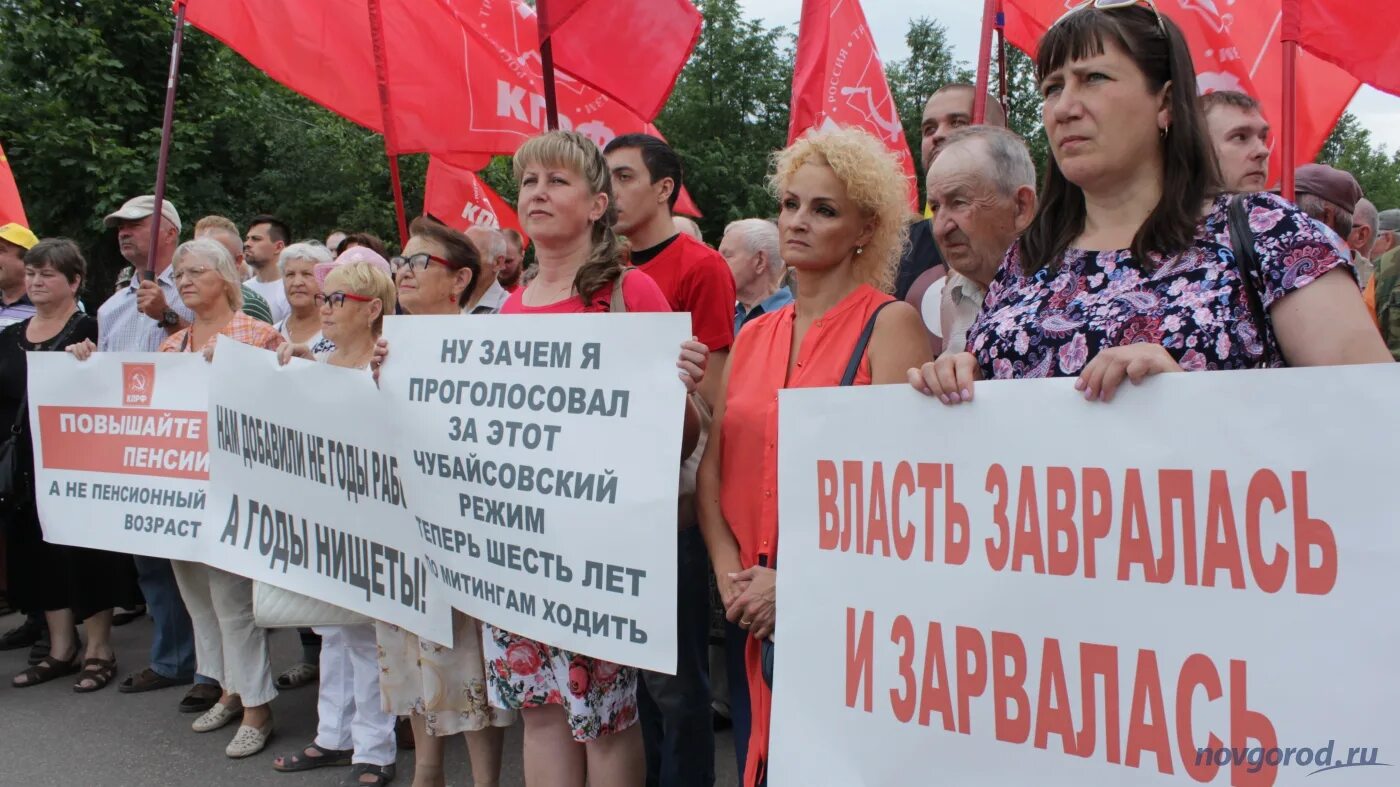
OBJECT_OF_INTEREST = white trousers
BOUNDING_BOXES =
[170,561,277,707]
[313,624,397,766]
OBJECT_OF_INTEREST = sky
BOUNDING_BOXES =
[738,0,1400,152]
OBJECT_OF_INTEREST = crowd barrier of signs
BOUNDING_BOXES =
[770,365,1400,786]
[26,313,688,667]
[28,328,1400,783]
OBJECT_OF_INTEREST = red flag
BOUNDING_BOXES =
[1294,0,1400,97]
[0,141,26,228]
[788,0,919,212]
[424,157,527,245]
[536,0,701,120]
[183,0,680,157]
[1001,0,1359,186]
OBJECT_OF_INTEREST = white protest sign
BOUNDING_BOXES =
[204,338,453,644]
[771,365,1400,786]
[27,352,211,561]
[379,313,687,672]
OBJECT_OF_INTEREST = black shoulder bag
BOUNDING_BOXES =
[761,300,895,687]
[0,315,85,513]
[1226,195,1284,365]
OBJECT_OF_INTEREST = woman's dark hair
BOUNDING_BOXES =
[407,216,480,308]
[514,130,626,308]
[24,238,86,287]
[337,232,386,257]
[1020,5,1219,273]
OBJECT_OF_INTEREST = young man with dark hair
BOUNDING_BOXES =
[1200,90,1271,192]
[603,132,735,787]
[243,214,292,322]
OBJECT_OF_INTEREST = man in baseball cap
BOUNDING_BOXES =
[0,222,39,329]
[103,195,182,235]
[1291,164,1362,272]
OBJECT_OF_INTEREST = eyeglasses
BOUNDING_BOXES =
[315,290,375,309]
[173,265,216,282]
[1054,0,1168,38]
[389,253,455,274]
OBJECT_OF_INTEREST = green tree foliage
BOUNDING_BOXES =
[1317,112,1400,211]
[885,18,975,200]
[655,0,795,242]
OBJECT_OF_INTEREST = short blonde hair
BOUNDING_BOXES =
[173,238,243,311]
[770,128,911,292]
[323,261,397,336]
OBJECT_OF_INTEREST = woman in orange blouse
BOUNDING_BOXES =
[695,128,932,786]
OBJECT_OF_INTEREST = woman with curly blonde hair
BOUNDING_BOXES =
[695,127,932,786]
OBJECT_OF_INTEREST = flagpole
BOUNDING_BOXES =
[973,0,998,123]
[1281,0,1298,201]
[146,0,188,279]
[996,0,1008,115]
[537,0,561,130]
[367,0,409,245]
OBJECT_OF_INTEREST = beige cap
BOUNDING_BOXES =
[104,195,182,233]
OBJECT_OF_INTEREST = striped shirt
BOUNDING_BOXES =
[240,285,275,324]
[96,266,194,352]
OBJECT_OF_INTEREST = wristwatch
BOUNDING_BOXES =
[159,308,181,328]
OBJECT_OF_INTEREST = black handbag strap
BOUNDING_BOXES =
[1226,195,1280,362]
[839,301,894,386]
[11,314,85,436]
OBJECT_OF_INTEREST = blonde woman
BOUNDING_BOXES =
[695,128,932,785]
[158,238,281,758]
[274,255,400,785]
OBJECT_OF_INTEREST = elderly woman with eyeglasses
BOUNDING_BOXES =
[913,0,1388,405]
[157,238,282,758]
[273,253,401,785]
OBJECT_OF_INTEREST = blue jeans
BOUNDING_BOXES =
[638,527,715,787]
[724,619,753,775]
[132,555,196,681]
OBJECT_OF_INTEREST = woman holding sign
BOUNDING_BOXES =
[274,241,337,356]
[375,217,520,787]
[158,238,281,758]
[695,128,932,786]
[0,239,138,692]
[912,3,1390,405]
[273,255,401,785]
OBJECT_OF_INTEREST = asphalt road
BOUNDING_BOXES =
[0,611,738,786]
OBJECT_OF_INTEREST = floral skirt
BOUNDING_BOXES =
[483,623,637,742]
[374,610,517,736]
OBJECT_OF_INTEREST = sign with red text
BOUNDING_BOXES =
[379,313,689,672]
[27,352,211,561]
[204,338,453,644]
[771,366,1400,785]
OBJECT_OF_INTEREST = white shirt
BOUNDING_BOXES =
[938,272,987,355]
[463,280,510,315]
[244,277,291,323]
[275,316,334,355]
[97,266,194,352]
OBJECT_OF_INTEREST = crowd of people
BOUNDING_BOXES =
[0,3,1395,786]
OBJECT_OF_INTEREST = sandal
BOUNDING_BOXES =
[117,667,191,694]
[13,652,81,688]
[273,743,353,772]
[340,763,396,786]
[275,661,318,690]
[73,657,117,693]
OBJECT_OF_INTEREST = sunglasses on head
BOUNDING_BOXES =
[1054,0,1169,38]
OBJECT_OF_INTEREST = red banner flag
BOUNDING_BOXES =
[788,0,919,211]
[1001,0,1359,186]
[536,0,701,120]
[424,157,528,248]
[1294,0,1400,97]
[0,141,28,228]
[184,0,680,157]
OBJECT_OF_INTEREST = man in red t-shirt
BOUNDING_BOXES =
[605,133,735,787]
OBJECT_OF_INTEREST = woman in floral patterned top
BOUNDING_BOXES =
[912,3,1388,402]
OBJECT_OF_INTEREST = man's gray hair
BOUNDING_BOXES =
[173,238,243,311]
[278,241,335,274]
[1296,193,1355,239]
[467,226,509,262]
[1355,197,1379,236]
[724,218,783,276]
[938,126,1036,196]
